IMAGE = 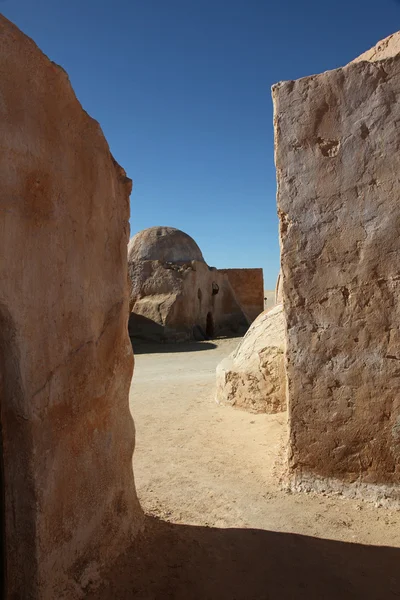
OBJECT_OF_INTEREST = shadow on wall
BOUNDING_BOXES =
[0,305,38,598]
[206,311,215,338]
[91,516,400,600]
[128,313,222,353]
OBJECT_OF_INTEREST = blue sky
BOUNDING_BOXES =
[2,0,400,287]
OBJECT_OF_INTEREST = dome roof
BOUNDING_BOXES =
[128,226,205,264]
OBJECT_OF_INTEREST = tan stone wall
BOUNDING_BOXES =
[129,260,248,341]
[273,49,400,497]
[219,269,264,322]
[0,15,142,598]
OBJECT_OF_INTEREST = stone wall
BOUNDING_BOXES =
[273,38,400,501]
[219,268,264,323]
[0,15,142,598]
[129,260,248,342]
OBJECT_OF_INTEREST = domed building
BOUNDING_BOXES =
[128,226,264,342]
[128,226,204,264]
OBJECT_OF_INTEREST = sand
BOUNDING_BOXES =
[92,338,400,599]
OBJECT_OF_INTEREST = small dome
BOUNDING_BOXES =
[128,226,205,264]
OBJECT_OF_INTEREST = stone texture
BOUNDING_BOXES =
[216,304,286,413]
[273,34,400,497]
[353,31,400,63]
[219,268,264,323]
[128,228,249,342]
[0,15,142,599]
[129,226,204,264]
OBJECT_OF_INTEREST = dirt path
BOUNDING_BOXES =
[94,339,400,599]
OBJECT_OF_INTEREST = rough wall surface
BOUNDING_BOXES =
[0,15,142,599]
[128,226,204,264]
[273,42,400,497]
[216,304,286,413]
[353,31,400,63]
[219,269,264,322]
[128,259,247,342]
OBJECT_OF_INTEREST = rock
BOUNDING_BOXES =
[352,31,400,63]
[216,304,286,413]
[273,32,400,496]
[0,15,142,599]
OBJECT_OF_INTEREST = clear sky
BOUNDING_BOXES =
[2,0,400,287]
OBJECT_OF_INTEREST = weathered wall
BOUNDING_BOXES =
[0,15,142,599]
[219,268,264,322]
[273,40,400,499]
[353,31,400,64]
[129,260,247,341]
[128,226,205,264]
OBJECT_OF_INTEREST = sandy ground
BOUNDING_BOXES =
[93,339,400,599]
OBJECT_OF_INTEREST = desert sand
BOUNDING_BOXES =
[91,338,400,599]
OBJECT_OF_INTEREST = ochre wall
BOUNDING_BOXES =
[219,269,264,323]
[0,15,142,599]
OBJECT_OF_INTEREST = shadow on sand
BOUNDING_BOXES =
[131,340,218,355]
[92,515,400,599]
[128,312,244,354]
